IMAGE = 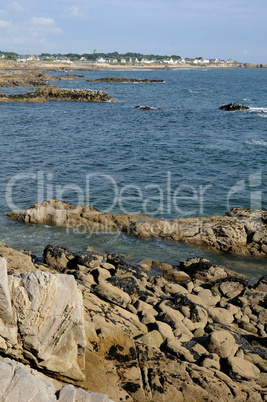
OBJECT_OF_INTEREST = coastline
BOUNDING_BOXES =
[0,66,266,401]
[0,59,266,72]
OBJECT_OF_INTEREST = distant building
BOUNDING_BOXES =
[0,54,5,59]
[129,57,139,63]
[141,58,151,64]
[96,57,106,63]
[118,58,126,64]
[80,57,86,61]
[105,58,118,63]
[94,49,97,54]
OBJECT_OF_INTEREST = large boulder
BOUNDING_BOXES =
[0,259,86,381]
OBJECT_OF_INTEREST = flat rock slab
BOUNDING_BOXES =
[7,200,267,256]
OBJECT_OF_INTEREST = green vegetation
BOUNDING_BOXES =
[0,51,18,60]
[39,52,181,62]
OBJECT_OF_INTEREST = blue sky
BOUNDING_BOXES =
[0,0,266,62]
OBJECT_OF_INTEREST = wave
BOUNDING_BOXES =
[246,139,267,147]
[249,107,267,113]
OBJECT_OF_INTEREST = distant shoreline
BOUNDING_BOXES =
[0,60,266,72]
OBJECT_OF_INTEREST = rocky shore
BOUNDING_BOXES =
[87,76,164,83]
[0,86,115,103]
[8,200,267,256]
[0,239,266,401]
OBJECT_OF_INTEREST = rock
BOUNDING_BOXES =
[227,356,260,380]
[164,270,190,283]
[0,70,55,87]
[208,330,239,358]
[137,330,164,348]
[195,288,220,307]
[0,358,114,402]
[43,244,78,272]
[180,257,228,282]
[137,259,152,272]
[201,353,220,370]
[212,276,248,298]
[0,359,57,401]
[163,282,188,295]
[57,384,114,401]
[8,201,267,257]
[94,281,131,308]
[0,86,116,103]
[1,268,86,381]
[169,293,208,326]
[134,105,162,110]
[208,307,234,326]
[0,258,16,326]
[151,260,173,272]
[219,102,249,111]
[0,242,36,274]
[254,275,267,292]
[154,321,174,341]
[78,250,104,269]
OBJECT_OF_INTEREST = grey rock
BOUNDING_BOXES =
[57,384,114,401]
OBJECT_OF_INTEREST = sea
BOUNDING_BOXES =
[0,68,266,282]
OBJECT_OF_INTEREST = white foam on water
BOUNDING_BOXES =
[246,139,267,147]
[249,107,267,113]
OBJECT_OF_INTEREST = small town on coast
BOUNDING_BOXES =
[0,49,266,70]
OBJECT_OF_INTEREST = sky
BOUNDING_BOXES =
[0,0,266,63]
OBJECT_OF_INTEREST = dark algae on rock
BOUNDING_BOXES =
[219,102,249,111]
[0,85,116,102]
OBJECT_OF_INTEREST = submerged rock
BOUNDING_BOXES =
[219,102,249,111]
[134,105,162,110]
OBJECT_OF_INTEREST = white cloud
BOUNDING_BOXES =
[0,19,12,29]
[6,2,24,15]
[243,50,249,55]
[70,6,80,17]
[67,5,85,18]
[30,17,62,34]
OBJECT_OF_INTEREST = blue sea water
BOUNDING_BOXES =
[0,68,266,281]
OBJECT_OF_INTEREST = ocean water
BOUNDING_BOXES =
[0,68,266,281]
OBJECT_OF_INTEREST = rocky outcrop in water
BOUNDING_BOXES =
[8,200,267,256]
[1,242,266,401]
[0,71,84,87]
[134,105,162,110]
[87,76,164,83]
[0,86,116,102]
[219,103,249,111]
[0,71,53,87]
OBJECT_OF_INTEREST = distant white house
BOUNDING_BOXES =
[118,58,126,63]
[129,57,139,63]
[80,57,86,61]
[96,57,106,63]
[141,58,152,64]
[162,58,174,64]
